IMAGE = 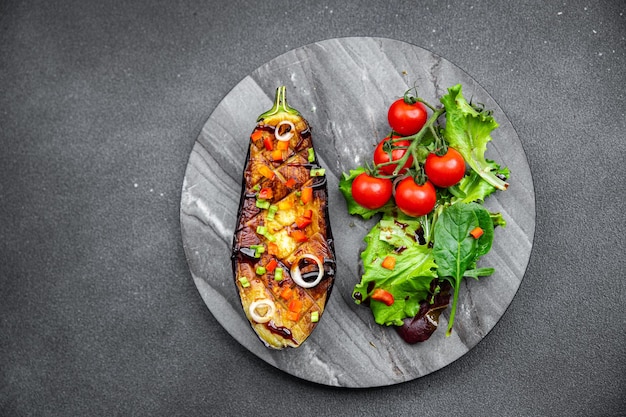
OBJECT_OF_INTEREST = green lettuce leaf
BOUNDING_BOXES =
[353,214,437,326]
[451,161,510,204]
[441,84,509,192]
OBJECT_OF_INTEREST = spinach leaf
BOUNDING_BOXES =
[433,202,495,336]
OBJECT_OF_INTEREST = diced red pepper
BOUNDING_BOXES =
[303,209,313,219]
[263,136,273,151]
[265,258,278,273]
[288,298,303,312]
[267,242,278,256]
[470,227,484,239]
[290,229,308,242]
[280,287,293,300]
[276,140,289,151]
[285,178,296,188]
[286,311,299,321]
[371,288,395,306]
[381,255,396,270]
[258,187,273,200]
[251,130,264,142]
[301,187,313,204]
[295,216,312,229]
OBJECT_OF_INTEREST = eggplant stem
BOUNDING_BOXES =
[257,86,301,121]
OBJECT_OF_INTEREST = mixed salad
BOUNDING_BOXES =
[339,84,509,343]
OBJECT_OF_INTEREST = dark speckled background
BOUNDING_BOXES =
[1,1,624,416]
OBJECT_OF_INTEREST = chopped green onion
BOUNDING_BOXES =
[310,168,325,177]
[252,184,261,191]
[256,199,270,209]
[307,148,315,162]
[267,204,278,220]
[256,266,266,275]
[238,276,250,288]
[274,267,283,281]
[310,311,319,323]
[250,244,264,258]
[256,225,276,242]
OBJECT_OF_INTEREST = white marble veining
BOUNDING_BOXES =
[180,37,535,387]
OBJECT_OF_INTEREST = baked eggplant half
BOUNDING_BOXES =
[232,86,336,349]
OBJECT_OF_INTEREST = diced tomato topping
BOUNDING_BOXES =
[381,255,396,270]
[280,287,293,300]
[285,178,296,188]
[303,209,313,219]
[276,140,289,151]
[267,242,278,256]
[301,187,313,204]
[251,130,264,142]
[295,216,312,229]
[288,298,303,312]
[371,288,395,306]
[286,311,299,321]
[290,229,308,242]
[265,258,278,273]
[263,137,273,151]
[258,187,273,200]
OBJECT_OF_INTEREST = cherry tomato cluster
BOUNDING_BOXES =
[351,89,467,217]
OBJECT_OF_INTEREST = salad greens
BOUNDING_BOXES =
[441,85,509,191]
[339,84,509,338]
[353,213,437,326]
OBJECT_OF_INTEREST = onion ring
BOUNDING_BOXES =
[248,299,276,323]
[275,120,295,142]
[290,254,324,288]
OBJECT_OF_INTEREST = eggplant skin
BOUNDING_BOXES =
[231,87,335,349]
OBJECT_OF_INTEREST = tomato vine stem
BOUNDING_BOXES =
[374,106,446,178]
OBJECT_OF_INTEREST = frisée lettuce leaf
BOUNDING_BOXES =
[441,84,509,191]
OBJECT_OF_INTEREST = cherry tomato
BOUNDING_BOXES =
[387,98,428,136]
[394,177,436,217]
[424,147,466,188]
[373,135,414,176]
[351,172,393,210]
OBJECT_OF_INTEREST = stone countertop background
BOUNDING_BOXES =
[1,1,624,416]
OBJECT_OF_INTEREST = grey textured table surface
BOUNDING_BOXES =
[1,1,624,416]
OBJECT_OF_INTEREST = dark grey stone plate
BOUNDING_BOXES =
[180,37,535,387]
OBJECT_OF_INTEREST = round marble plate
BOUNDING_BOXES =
[180,37,535,388]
